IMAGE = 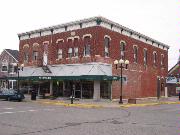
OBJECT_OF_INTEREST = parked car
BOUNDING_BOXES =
[0,89,25,102]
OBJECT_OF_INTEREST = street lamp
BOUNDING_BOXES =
[114,59,129,104]
[12,63,24,91]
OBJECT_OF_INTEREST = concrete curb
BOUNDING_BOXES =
[33,100,180,109]
[37,101,103,108]
[120,101,180,108]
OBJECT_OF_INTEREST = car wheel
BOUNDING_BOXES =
[18,99,22,102]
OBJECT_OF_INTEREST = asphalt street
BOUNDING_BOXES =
[0,100,179,135]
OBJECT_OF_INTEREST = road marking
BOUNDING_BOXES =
[0,112,14,114]
[28,110,37,112]
[43,108,55,111]
[0,107,55,115]
[4,108,14,110]
[18,111,26,113]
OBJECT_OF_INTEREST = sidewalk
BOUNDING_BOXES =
[24,95,180,108]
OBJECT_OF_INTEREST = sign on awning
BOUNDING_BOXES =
[166,77,177,84]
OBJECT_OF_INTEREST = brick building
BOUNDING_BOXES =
[17,17,169,100]
[0,49,19,89]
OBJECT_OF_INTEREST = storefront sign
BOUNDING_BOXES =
[39,76,52,80]
[166,77,177,84]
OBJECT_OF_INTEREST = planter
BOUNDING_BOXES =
[128,98,136,104]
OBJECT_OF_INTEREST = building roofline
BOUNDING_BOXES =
[168,62,179,74]
[4,49,18,62]
[17,16,170,49]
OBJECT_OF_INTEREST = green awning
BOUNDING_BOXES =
[8,75,124,81]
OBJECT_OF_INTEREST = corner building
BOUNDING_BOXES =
[18,17,169,100]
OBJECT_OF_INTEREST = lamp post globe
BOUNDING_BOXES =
[125,60,129,65]
[114,60,119,65]
[119,59,124,64]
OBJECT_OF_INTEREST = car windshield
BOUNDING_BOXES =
[1,89,16,94]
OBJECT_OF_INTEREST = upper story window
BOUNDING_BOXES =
[33,51,38,61]
[68,48,73,58]
[8,64,14,73]
[143,49,148,65]
[24,52,29,63]
[84,36,91,56]
[2,65,8,72]
[58,49,62,59]
[133,46,138,63]
[1,60,8,72]
[74,47,78,57]
[120,41,126,59]
[104,36,110,57]
[153,51,157,66]
[161,54,165,67]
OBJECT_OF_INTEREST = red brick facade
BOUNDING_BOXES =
[18,18,168,99]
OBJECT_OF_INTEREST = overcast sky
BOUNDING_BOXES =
[0,0,179,69]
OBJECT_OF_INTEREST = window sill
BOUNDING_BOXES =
[56,58,62,61]
[1,71,8,72]
[9,72,16,74]
[71,56,79,59]
[83,55,91,57]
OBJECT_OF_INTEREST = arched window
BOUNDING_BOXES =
[58,49,62,59]
[74,47,78,57]
[84,36,91,56]
[153,51,157,65]
[23,44,29,63]
[161,54,164,66]
[24,52,29,63]
[143,49,147,65]
[104,37,110,57]
[133,46,138,63]
[33,51,38,61]
[120,41,126,59]
[68,48,73,58]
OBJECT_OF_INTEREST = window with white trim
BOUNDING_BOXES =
[161,54,164,66]
[143,49,147,65]
[153,51,157,65]
[2,65,8,72]
[133,46,138,63]
[120,41,126,59]
[104,37,110,57]
[74,47,78,57]
[24,52,29,63]
[68,48,73,58]
[58,49,62,59]
[9,80,17,89]
[8,64,14,73]
[84,36,91,56]
[33,51,38,61]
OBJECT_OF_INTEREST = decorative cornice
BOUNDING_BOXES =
[18,16,170,50]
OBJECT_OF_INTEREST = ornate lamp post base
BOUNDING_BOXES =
[119,96,123,104]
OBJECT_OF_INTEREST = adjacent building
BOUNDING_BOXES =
[166,50,180,96]
[0,49,19,89]
[17,16,169,100]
